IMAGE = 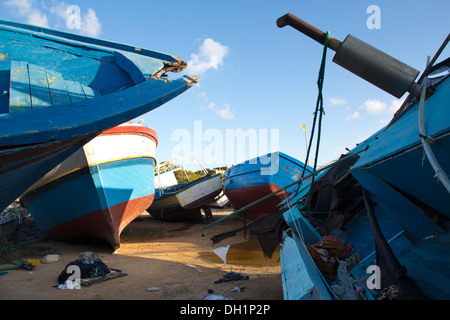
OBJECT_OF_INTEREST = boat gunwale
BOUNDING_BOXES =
[0,19,182,65]
[351,76,450,171]
[156,173,222,198]
[224,151,313,181]
[0,75,198,148]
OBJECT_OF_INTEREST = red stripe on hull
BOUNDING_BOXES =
[225,183,290,221]
[45,194,154,249]
[100,125,158,146]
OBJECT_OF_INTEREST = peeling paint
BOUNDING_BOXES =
[152,56,188,79]
[184,75,200,87]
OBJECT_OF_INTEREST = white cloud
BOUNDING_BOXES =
[27,9,49,27]
[4,0,49,27]
[329,97,347,106]
[49,2,101,37]
[345,111,361,120]
[389,99,404,113]
[364,99,386,115]
[48,1,69,20]
[187,38,229,74]
[203,102,236,120]
[364,98,404,115]
[198,90,235,120]
[4,0,101,37]
[80,8,101,37]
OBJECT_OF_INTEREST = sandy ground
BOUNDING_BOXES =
[0,208,283,300]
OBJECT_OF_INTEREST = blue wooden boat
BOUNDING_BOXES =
[19,122,158,250]
[276,14,450,300]
[0,20,198,213]
[223,151,313,221]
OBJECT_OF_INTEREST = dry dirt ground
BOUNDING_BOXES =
[0,208,283,300]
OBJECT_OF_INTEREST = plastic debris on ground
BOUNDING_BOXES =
[215,271,249,283]
[212,245,230,264]
[56,251,126,289]
[184,264,202,273]
[231,285,245,292]
[41,254,59,264]
[197,289,233,300]
[58,280,78,290]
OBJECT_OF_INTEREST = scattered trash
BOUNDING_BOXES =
[41,254,59,264]
[16,260,33,270]
[81,271,127,287]
[27,259,40,266]
[378,285,399,300]
[56,251,126,288]
[231,286,245,292]
[58,280,78,290]
[215,271,249,283]
[197,289,233,300]
[330,260,358,300]
[184,264,202,273]
[78,251,99,260]
[212,245,230,264]
[0,264,16,272]
[146,287,160,292]
[0,203,43,249]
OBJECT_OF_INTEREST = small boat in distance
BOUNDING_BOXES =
[223,151,313,221]
[148,153,223,222]
[0,19,198,213]
[20,122,158,250]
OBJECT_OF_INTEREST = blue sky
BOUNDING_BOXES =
[2,0,449,170]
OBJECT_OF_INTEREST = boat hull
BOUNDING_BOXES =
[224,152,312,221]
[0,19,197,212]
[281,66,450,300]
[20,124,158,249]
[224,184,291,221]
[149,174,222,222]
[0,134,96,213]
[148,194,203,222]
[351,75,450,220]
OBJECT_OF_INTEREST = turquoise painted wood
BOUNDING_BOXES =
[9,61,32,112]
[46,69,71,106]
[281,233,332,300]
[28,63,52,108]
[9,61,96,111]
[0,19,198,212]
[64,79,86,103]
[280,55,450,299]
[0,19,183,99]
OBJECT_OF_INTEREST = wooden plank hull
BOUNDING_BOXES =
[20,124,158,249]
[0,134,96,213]
[224,152,312,221]
[177,174,223,209]
[0,19,184,97]
[148,174,223,222]
[0,19,197,212]
[351,76,450,220]
[281,64,450,300]
[224,184,290,221]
